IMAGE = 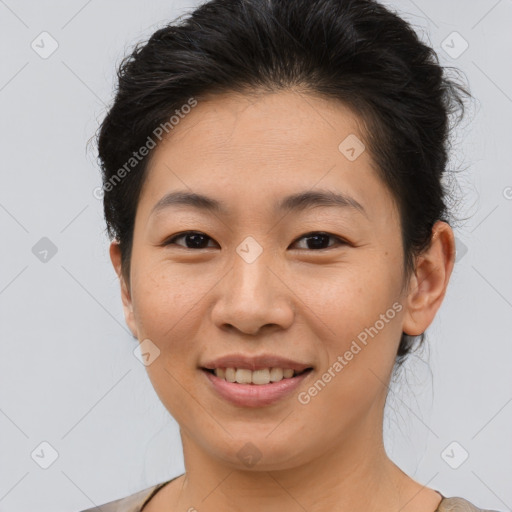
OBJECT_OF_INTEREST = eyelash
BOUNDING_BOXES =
[163,231,348,251]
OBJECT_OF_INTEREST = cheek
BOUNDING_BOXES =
[295,274,403,438]
[302,255,404,381]
[304,257,401,330]
[129,265,210,423]
[131,259,204,333]
[129,264,209,394]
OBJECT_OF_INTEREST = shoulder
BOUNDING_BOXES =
[438,496,503,512]
[79,479,172,512]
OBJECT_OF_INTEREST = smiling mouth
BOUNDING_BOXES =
[201,367,313,385]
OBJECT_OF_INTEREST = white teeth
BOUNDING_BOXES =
[269,368,283,381]
[235,368,252,384]
[252,369,270,385]
[212,367,303,384]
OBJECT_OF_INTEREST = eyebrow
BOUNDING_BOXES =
[150,189,367,218]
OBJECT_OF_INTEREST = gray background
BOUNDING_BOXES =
[0,1,511,511]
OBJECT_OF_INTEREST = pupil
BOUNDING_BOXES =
[188,233,208,248]
[308,234,328,249]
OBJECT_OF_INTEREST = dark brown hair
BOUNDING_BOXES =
[95,0,470,367]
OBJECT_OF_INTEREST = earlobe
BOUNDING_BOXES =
[401,221,456,336]
[109,241,138,339]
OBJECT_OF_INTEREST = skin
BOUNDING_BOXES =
[109,90,455,512]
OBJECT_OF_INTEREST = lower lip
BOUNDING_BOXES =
[202,369,313,408]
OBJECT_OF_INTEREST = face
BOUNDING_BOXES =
[110,90,454,471]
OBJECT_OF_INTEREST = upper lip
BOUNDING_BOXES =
[201,354,313,372]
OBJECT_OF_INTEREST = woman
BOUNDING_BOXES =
[84,0,499,510]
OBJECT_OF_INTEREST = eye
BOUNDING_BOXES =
[291,231,347,250]
[163,230,347,250]
[164,231,218,249]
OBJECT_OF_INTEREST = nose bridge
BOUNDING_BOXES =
[228,237,276,312]
[232,243,270,298]
[211,238,293,334]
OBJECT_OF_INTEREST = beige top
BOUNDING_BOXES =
[80,476,502,512]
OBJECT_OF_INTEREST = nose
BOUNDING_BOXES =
[210,249,294,336]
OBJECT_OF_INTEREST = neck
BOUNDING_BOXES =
[172,415,414,512]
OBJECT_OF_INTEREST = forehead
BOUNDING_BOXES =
[137,90,397,224]
[155,89,364,157]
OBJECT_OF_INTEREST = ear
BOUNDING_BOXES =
[109,241,138,339]
[402,220,456,336]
